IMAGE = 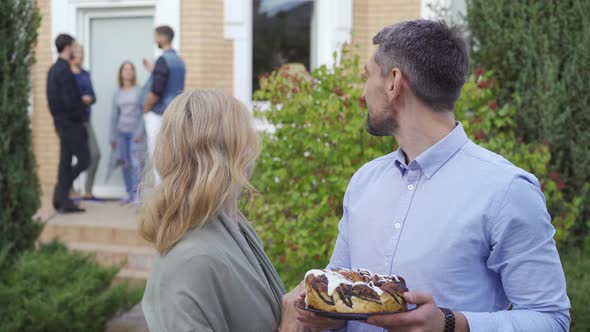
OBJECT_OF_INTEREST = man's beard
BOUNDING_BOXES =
[157,41,163,49]
[366,103,398,136]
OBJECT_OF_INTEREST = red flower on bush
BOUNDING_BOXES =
[281,72,289,78]
[488,100,498,111]
[343,98,350,108]
[279,85,288,93]
[291,86,300,94]
[333,86,344,96]
[556,180,566,191]
[541,183,546,192]
[358,96,367,108]
[474,66,484,77]
[477,80,490,89]
[548,172,560,181]
[474,129,485,140]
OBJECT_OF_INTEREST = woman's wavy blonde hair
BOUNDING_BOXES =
[139,90,260,253]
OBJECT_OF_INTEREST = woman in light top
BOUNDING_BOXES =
[140,90,303,332]
[110,61,144,203]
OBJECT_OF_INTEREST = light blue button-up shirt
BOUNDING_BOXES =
[328,123,570,332]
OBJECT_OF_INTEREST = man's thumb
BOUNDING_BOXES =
[403,291,433,305]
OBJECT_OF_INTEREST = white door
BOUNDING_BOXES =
[88,15,154,197]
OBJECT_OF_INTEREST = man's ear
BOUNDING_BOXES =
[386,68,403,102]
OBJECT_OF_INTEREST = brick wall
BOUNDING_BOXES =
[352,0,421,63]
[180,0,233,95]
[31,0,58,191]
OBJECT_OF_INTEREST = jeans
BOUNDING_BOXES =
[118,131,140,199]
[53,122,90,209]
[84,122,101,195]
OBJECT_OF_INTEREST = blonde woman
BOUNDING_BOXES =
[140,90,303,332]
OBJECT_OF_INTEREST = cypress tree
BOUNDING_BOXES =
[0,0,43,256]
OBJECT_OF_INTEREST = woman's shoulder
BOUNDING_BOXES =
[154,222,231,274]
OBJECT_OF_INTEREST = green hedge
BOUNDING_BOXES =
[0,242,143,332]
[466,0,590,247]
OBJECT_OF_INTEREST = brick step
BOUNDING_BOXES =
[40,220,151,247]
[65,242,156,271]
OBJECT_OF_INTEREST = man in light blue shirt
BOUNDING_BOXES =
[296,20,570,332]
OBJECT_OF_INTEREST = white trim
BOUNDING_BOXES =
[224,0,253,110]
[51,0,180,63]
[311,0,352,69]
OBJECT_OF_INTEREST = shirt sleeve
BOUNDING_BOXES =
[327,176,355,270]
[86,71,97,104]
[151,57,169,97]
[462,175,571,332]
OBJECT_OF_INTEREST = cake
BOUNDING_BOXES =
[304,268,408,313]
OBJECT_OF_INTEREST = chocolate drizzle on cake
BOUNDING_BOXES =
[336,284,354,308]
[351,284,382,304]
[310,274,335,306]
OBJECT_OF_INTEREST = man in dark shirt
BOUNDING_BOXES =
[46,34,90,213]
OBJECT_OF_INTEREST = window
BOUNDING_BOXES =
[252,0,314,92]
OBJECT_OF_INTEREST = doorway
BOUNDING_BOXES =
[77,12,154,197]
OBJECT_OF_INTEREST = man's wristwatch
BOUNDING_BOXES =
[439,307,455,332]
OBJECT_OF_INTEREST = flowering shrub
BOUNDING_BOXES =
[245,50,585,288]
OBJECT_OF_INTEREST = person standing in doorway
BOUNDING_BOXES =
[47,34,90,213]
[70,43,101,201]
[142,26,186,171]
[110,61,145,204]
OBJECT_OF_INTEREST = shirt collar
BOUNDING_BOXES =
[393,122,469,179]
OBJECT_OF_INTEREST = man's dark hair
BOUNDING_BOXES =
[55,34,75,53]
[373,20,469,112]
[155,25,175,42]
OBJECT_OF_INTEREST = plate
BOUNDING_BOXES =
[295,300,410,321]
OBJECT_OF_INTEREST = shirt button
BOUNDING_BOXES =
[408,184,414,191]
[394,223,401,229]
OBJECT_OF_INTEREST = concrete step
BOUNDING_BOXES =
[65,242,156,271]
[106,304,149,332]
[40,220,151,247]
[114,268,149,289]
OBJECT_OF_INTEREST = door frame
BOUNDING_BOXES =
[50,0,180,62]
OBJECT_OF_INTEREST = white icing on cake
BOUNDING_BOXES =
[306,268,400,297]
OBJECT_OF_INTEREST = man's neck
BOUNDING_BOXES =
[58,53,70,62]
[394,109,456,163]
[161,44,172,51]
